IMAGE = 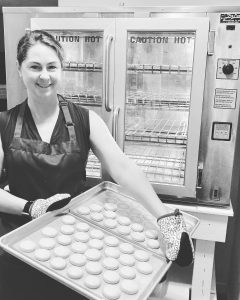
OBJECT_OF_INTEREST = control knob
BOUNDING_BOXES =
[222,63,234,75]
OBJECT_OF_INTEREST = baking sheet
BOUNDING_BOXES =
[0,181,183,300]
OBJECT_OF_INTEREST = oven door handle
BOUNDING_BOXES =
[103,34,113,112]
[112,106,120,141]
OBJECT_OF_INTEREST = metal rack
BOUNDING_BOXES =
[125,144,185,185]
[63,61,102,72]
[127,64,192,74]
[126,91,190,110]
[63,91,102,106]
[125,118,187,144]
[86,150,101,178]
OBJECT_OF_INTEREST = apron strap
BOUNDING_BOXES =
[14,101,26,138]
[58,96,76,142]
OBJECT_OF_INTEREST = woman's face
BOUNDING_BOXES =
[18,42,62,100]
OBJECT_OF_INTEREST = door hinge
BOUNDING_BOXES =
[196,162,203,190]
[207,30,215,56]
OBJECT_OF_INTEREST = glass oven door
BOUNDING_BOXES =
[115,18,209,198]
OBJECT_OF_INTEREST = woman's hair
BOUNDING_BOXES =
[17,29,64,67]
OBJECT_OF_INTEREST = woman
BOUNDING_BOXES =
[0,30,193,300]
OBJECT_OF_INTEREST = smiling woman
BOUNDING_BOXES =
[0,29,194,300]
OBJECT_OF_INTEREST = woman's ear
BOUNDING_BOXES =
[16,60,22,78]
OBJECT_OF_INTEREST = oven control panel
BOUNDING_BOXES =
[216,58,240,79]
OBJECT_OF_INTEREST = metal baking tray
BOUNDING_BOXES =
[69,181,199,243]
[0,181,183,300]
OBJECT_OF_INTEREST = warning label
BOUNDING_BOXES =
[214,88,237,109]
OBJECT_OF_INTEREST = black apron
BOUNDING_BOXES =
[0,99,89,300]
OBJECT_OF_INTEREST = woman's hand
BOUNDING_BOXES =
[157,209,194,267]
[29,193,72,219]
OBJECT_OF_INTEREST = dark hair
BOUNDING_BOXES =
[17,29,64,67]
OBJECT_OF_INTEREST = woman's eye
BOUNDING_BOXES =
[30,65,41,70]
[48,65,57,70]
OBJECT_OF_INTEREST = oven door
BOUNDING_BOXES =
[114,17,209,199]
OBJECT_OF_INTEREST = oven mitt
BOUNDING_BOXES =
[157,209,194,267]
[29,193,72,219]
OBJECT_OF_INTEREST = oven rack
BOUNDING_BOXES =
[129,154,185,184]
[63,92,102,106]
[86,151,101,178]
[85,153,185,184]
[126,91,190,109]
[125,118,187,145]
[63,61,102,72]
[127,63,192,74]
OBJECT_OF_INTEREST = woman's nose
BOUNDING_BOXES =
[39,69,50,81]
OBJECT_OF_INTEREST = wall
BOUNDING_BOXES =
[0,0,58,85]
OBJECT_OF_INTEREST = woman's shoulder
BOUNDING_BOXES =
[0,102,22,134]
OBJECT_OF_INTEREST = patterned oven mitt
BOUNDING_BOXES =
[29,193,72,219]
[157,209,194,267]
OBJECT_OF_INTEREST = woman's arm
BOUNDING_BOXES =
[89,110,169,218]
[0,135,27,215]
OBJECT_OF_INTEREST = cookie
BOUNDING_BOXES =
[120,279,139,295]
[69,253,87,266]
[145,229,159,239]
[103,271,120,284]
[119,254,135,267]
[67,266,83,279]
[85,261,102,275]
[60,225,75,235]
[134,250,150,262]
[76,222,90,232]
[90,212,104,222]
[57,234,72,246]
[88,239,104,250]
[19,240,36,253]
[89,229,104,240]
[104,203,118,211]
[38,237,56,250]
[102,285,121,300]
[74,232,89,243]
[119,243,134,254]
[136,262,153,275]
[147,239,160,249]
[89,203,102,212]
[102,257,119,270]
[85,248,102,261]
[103,219,117,229]
[61,215,76,225]
[119,266,136,280]
[104,247,120,259]
[50,257,67,270]
[103,210,117,219]
[77,206,90,215]
[131,223,144,232]
[54,246,71,258]
[71,242,88,253]
[41,226,58,238]
[104,236,119,247]
[84,275,101,289]
[34,248,51,261]
[130,232,145,242]
[117,226,131,236]
[117,216,131,226]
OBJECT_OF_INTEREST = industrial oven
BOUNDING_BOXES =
[3,2,240,207]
